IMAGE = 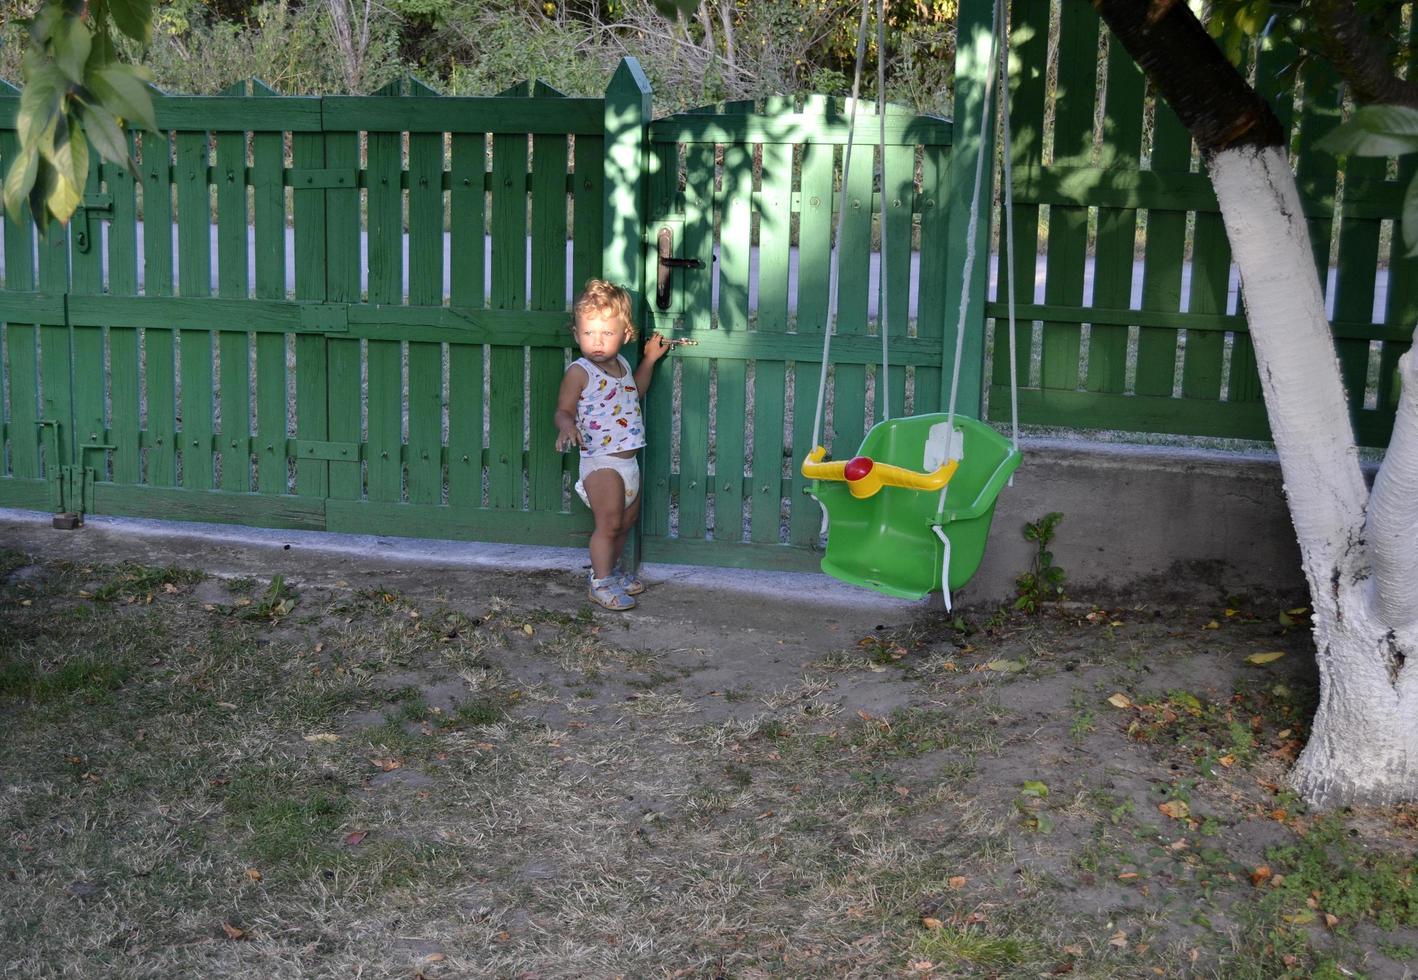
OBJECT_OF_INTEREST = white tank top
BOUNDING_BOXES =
[573,356,646,457]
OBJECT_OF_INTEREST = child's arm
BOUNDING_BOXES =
[634,332,672,396]
[554,365,587,451]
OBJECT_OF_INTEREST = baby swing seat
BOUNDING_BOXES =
[805,414,1021,600]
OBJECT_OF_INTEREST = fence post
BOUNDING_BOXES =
[603,58,653,570]
[942,0,1000,416]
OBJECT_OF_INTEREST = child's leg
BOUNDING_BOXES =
[582,468,630,579]
[610,492,642,573]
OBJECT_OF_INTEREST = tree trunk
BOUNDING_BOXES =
[1089,0,1418,806]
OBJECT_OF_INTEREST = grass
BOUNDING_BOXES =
[3,550,1417,978]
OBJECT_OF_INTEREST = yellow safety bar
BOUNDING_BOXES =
[801,446,959,499]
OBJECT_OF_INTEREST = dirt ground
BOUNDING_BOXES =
[2,514,1417,979]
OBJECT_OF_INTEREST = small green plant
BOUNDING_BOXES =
[249,574,298,619]
[1015,513,1065,612]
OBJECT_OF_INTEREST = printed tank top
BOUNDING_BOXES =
[573,355,646,457]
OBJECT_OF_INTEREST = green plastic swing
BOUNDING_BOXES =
[801,0,1021,605]
[805,415,1021,600]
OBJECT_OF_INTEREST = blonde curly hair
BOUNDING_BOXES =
[571,279,635,341]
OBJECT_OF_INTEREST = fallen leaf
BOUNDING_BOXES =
[303,733,340,744]
[369,758,402,772]
[1324,913,1339,928]
[314,642,325,654]
[1118,872,1139,880]
[1062,944,1084,956]
[1203,620,1220,630]
[522,624,534,636]
[1020,780,1050,798]
[1250,865,1272,887]
[894,785,911,797]
[908,961,934,973]
[1158,800,1190,820]
[921,916,944,930]
[424,953,446,963]
[1107,693,1133,709]
[221,922,247,940]
[1287,606,1309,616]
[1247,651,1286,665]
[1281,910,1315,925]
[216,701,238,710]
[245,868,262,882]
[1218,754,1236,768]
[344,830,368,846]
[987,659,1025,673]
[947,875,967,889]
[1108,930,1128,948]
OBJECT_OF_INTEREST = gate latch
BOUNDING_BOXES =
[656,226,705,311]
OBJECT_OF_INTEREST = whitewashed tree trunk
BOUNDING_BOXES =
[1209,145,1418,807]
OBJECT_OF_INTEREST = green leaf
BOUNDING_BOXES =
[50,111,88,216]
[51,13,92,85]
[76,102,130,171]
[1318,105,1418,158]
[1020,780,1049,798]
[1402,175,1418,258]
[3,146,39,227]
[16,58,66,150]
[87,64,157,132]
[107,0,154,46]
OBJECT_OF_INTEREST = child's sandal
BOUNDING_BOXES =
[612,565,646,596]
[588,574,636,611]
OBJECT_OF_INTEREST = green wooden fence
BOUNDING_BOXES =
[1,0,1410,574]
[993,0,1411,447]
[0,75,613,548]
[0,53,985,574]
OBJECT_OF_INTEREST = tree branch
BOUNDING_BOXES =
[1308,0,1418,108]
[1091,0,1284,154]
[1364,342,1418,629]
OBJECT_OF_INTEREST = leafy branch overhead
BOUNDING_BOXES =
[3,0,157,234]
[1319,105,1418,256]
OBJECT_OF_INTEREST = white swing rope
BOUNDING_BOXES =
[811,0,1018,462]
[877,0,891,421]
[997,0,1021,456]
[809,0,874,454]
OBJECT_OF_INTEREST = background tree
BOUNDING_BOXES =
[1092,0,1418,807]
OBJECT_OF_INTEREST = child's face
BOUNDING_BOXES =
[574,310,631,363]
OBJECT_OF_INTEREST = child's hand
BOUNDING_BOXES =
[644,331,672,361]
[555,424,581,453]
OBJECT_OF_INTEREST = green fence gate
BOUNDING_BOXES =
[637,96,964,570]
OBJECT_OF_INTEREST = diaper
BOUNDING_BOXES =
[575,453,640,509]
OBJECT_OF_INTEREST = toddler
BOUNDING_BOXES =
[554,280,670,610]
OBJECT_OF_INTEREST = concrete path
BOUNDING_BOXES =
[0,506,926,631]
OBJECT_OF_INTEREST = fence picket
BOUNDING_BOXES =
[448,131,487,508]
[750,133,792,543]
[529,87,571,513]
[488,118,530,510]
[176,131,214,490]
[407,83,447,507]
[216,125,252,493]
[252,84,288,495]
